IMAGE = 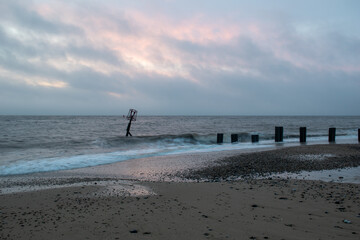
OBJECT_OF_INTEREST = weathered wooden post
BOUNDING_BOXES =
[125,109,137,137]
[251,135,259,143]
[275,126,283,142]
[300,127,306,143]
[231,134,238,143]
[329,128,336,142]
[217,133,224,144]
[358,129,359,142]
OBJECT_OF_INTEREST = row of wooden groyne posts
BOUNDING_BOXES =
[216,127,360,144]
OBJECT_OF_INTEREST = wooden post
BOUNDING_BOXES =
[358,129,360,142]
[126,117,133,137]
[217,133,223,144]
[231,134,238,143]
[300,127,306,143]
[251,135,259,143]
[275,126,283,142]
[329,128,336,142]
[125,109,137,137]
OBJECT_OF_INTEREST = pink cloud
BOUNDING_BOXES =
[28,1,360,85]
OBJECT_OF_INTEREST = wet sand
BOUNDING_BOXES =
[1,144,360,239]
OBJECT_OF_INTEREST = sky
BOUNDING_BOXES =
[0,0,359,115]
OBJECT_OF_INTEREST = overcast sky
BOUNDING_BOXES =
[0,0,359,115]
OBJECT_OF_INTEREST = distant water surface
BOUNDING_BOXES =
[0,116,359,176]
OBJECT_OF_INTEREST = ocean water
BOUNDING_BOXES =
[0,116,359,176]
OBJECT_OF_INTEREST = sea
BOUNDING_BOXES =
[0,116,359,176]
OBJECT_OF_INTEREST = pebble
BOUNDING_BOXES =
[185,144,360,181]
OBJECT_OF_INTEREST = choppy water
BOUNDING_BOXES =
[0,116,359,176]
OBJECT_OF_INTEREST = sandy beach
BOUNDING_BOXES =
[2,0,359,238]
[1,144,360,239]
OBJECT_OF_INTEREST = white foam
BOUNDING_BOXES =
[0,141,266,175]
[0,148,162,176]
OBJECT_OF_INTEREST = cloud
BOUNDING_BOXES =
[0,0,359,115]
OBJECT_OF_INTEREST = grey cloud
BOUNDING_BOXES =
[64,69,126,93]
[0,4,120,65]
[0,18,126,93]
[1,1,359,115]
[123,47,360,115]
[268,22,360,68]
[67,45,121,65]
[0,76,128,115]
[1,2,82,35]
[0,26,41,58]
[323,32,360,64]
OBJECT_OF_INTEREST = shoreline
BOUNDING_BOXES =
[1,137,358,177]
[1,143,359,185]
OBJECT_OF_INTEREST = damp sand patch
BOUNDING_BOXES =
[0,177,154,197]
